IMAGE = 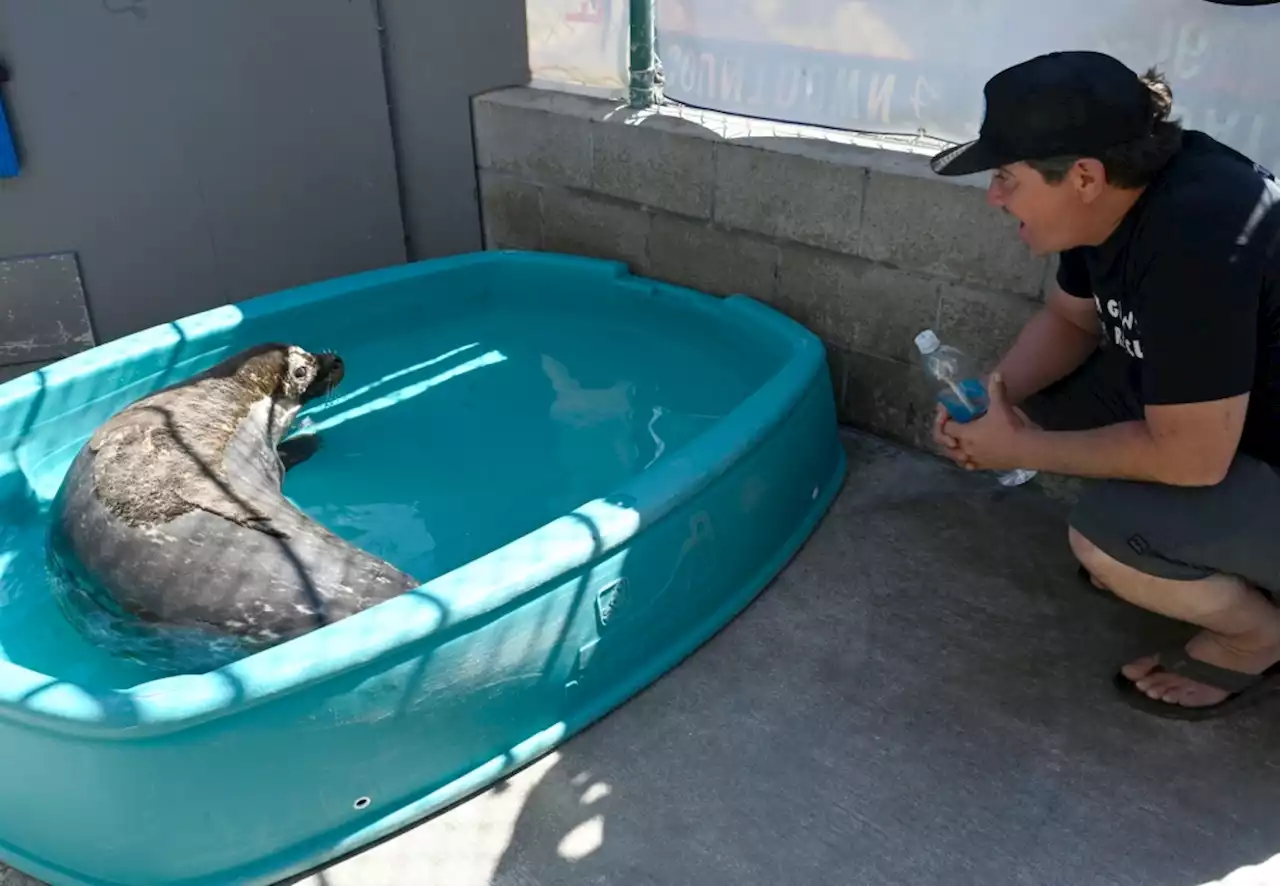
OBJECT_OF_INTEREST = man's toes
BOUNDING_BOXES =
[1152,677,1194,705]
[1172,681,1228,708]
[1133,672,1230,707]
[1121,655,1160,682]
[1134,671,1180,699]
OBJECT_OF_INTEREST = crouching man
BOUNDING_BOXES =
[930,50,1280,720]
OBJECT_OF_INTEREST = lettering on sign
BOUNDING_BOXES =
[666,41,908,129]
[566,0,605,24]
[659,30,1280,173]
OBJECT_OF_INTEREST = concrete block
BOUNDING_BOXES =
[478,172,542,250]
[836,346,935,449]
[937,282,1041,374]
[775,246,940,364]
[0,253,94,365]
[541,187,650,271]
[648,214,777,301]
[715,144,865,254]
[475,86,612,123]
[472,101,592,189]
[593,124,715,219]
[860,171,1046,296]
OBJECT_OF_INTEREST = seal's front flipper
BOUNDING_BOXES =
[278,434,322,472]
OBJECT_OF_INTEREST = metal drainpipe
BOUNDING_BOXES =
[628,0,658,108]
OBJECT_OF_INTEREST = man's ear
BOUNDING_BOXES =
[1072,157,1108,202]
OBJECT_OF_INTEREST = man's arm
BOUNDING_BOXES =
[982,202,1259,486]
[992,283,1101,405]
[1014,393,1249,486]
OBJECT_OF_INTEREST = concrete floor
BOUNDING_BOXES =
[6,430,1280,886]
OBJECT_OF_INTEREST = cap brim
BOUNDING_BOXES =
[929,138,1005,176]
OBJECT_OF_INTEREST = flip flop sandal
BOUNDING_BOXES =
[1113,644,1280,721]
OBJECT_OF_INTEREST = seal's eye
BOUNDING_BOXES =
[292,366,308,381]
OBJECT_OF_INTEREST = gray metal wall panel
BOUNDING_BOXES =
[0,0,406,342]
[378,0,530,259]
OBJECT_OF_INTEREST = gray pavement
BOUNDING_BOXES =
[7,430,1280,885]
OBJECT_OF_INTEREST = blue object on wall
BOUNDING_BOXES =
[0,63,16,178]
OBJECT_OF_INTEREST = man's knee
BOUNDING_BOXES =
[1068,524,1112,589]
[1067,524,1098,562]
[1069,489,1222,587]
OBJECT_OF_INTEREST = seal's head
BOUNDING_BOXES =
[220,343,344,401]
[203,343,345,443]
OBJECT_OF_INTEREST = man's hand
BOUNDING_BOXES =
[932,402,971,468]
[944,373,1030,472]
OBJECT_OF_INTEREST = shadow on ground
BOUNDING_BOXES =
[8,430,1280,886]
[308,430,1280,886]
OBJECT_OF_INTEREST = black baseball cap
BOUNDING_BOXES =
[930,51,1155,176]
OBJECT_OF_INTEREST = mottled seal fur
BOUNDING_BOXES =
[48,343,421,652]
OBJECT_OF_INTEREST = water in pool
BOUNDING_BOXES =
[5,295,768,688]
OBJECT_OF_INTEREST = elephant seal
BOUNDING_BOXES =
[47,342,421,665]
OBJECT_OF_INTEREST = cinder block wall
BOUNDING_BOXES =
[472,87,1053,450]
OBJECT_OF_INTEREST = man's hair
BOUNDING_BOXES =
[1025,67,1183,189]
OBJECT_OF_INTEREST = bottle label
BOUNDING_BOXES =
[938,378,989,423]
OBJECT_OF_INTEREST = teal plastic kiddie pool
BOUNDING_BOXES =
[0,252,845,885]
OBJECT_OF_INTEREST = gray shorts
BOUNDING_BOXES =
[1021,348,1280,592]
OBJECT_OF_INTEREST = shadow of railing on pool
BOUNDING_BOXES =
[16,675,138,721]
[385,506,618,720]
[387,509,615,722]
[38,337,509,669]
[156,399,333,633]
[10,659,256,730]
[0,320,222,455]
[273,500,635,884]
[4,371,47,459]
[37,400,419,684]
[1,327,656,881]
[0,326,226,694]
[0,334,517,719]
[297,343,482,417]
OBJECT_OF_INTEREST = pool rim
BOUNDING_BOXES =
[0,251,830,737]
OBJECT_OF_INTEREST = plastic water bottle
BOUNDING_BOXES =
[913,329,1038,488]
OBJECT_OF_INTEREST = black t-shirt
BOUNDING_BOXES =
[1056,130,1280,466]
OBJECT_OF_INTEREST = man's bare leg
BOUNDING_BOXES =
[1070,526,1280,707]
